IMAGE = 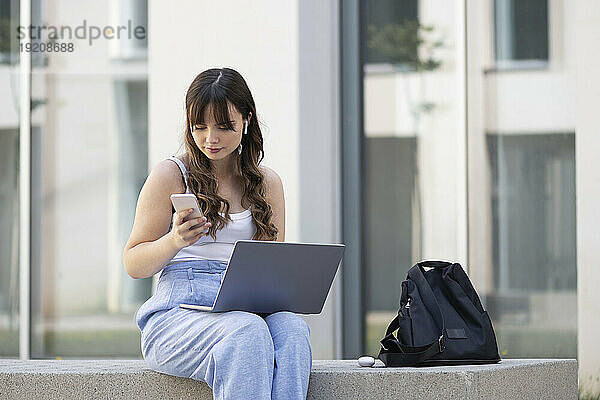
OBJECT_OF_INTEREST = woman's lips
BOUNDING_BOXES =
[207,147,222,153]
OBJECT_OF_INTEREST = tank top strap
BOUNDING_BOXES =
[166,156,190,193]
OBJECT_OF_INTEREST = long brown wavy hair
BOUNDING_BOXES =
[180,68,278,241]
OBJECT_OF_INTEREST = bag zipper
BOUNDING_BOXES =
[405,297,414,346]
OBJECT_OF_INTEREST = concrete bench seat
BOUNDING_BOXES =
[0,358,577,399]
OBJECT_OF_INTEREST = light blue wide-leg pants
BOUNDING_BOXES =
[135,260,312,400]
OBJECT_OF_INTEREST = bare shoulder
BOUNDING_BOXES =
[259,165,283,188]
[258,164,285,241]
[150,158,187,194]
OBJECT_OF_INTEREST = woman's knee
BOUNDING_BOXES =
[214,311,275,356]
[233,311,273,335]
[267,312,310,336]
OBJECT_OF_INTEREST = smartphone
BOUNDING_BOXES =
[170,194,206,229]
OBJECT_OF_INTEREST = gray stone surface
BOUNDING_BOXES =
[0,358,577,399]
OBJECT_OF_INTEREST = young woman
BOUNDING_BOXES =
[123,68,312,399]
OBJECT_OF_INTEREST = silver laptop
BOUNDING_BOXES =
[179,240,345,314]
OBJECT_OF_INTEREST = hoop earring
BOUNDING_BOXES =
[237,142,243,155]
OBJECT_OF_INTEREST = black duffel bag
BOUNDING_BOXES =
[378,260,501,367]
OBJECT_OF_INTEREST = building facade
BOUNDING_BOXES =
[0,0,598,394]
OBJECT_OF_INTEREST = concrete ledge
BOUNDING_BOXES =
[0,359,577,399]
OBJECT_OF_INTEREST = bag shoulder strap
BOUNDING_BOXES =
[378,314,445,367]
[407,264,446,330]
[378,264,446,366]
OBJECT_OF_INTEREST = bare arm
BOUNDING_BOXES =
[123,235,181,279]
[122,160,187,279]
[261,165,285,242]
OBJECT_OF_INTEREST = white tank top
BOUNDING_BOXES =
[165,156,256,265]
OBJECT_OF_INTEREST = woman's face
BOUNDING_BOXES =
[190,103,248,161]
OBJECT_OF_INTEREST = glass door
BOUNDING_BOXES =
[0,0,21,358]
[466,0,577,358]
[28,0,150,358]
[359,0,466,356]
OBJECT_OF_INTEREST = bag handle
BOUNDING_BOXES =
[421,261,486,315]
[444,262,485,314]
[417,260,453,270]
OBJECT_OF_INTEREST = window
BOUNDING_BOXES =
[494,0,549,63]
[364,0,419,67]
[111,0,148,60]
[0,0,19,64]
[483,133,576,357]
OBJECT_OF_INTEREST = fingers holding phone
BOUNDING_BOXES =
[169,194,211,249]
[170,208,211,249]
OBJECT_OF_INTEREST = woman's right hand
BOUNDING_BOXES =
[169,208,212,250]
